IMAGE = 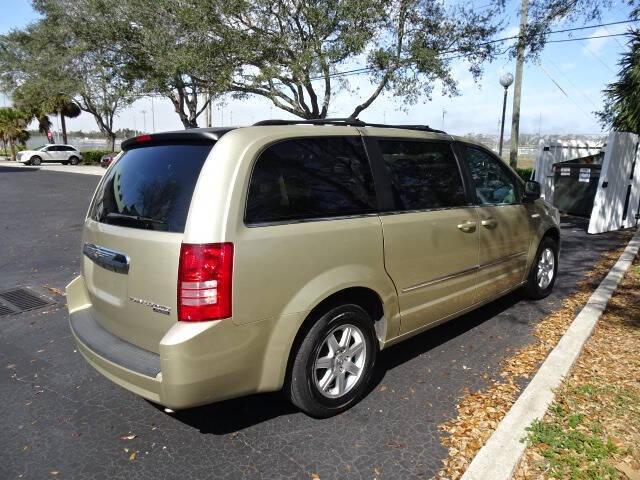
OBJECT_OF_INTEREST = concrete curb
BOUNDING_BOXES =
[461,228,640,480]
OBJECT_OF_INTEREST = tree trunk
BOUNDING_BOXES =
[108,133,116,152]
[9,138,17,161]
[1,138,7,158]
[60,110,68,144]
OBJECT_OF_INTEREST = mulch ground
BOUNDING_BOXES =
[436,243,635,480]
[514,253,640,479]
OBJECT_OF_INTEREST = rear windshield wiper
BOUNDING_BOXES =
[105,212,167,227]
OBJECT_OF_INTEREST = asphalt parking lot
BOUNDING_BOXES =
[0,166,633,480]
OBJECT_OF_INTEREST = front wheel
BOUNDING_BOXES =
[523,237,558,299]
[68,156,79,165]
[287,304,378,418]
[30,156,41,166]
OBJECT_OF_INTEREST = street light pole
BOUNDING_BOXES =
[499,73,514,158]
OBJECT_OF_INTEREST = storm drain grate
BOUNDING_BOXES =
[0,304,16,317]
[0,288,53,315]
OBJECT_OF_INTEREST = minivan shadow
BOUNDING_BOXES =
[170,290,525,435]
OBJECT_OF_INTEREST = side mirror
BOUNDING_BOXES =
[523,180,541,202]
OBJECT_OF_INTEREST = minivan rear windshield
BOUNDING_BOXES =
[89,144,213,232]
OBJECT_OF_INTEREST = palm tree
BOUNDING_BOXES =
[52,95,81,144]
[0,108,30,161]
[598,27,640,134]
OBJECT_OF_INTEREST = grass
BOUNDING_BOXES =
[525,403,620,479]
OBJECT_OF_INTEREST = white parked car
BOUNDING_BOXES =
[18,144,83,165]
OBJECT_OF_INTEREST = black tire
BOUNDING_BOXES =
[31,156,41,166]
[68,156,79,165]
[523,236,559,299]
[287,304,378,418]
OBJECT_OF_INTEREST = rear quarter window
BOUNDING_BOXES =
[245,136,377,224]
[89,144,212,232]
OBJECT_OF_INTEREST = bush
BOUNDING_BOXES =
[515,167,533,180]
[81,149,115,164]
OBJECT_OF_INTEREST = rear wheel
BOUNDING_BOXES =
[31,156,41,166]
[287,304,378,418]
[523,237,558,299]
[68,156,79,165]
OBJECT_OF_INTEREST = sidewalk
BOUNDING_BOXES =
[0,160,104,176]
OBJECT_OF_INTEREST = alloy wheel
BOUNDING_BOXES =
[537,247,555,289]
[313,324,367,399]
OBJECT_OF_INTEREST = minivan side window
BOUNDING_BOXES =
[462,146,518,205]
[245,137,377,224]
[378,140,467,211]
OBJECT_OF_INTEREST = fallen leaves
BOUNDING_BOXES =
[42,285,65,296]
[436,242,632,480]
[617,462,640,480]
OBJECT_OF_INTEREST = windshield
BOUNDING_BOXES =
[89,143,213,232]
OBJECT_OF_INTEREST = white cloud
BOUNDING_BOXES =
[582,24,629,55]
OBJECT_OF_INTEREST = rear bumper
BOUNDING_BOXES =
[70,314,163,403]
[66,275,302,409]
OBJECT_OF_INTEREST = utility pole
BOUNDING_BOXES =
[509,0,529,168]
[141,110,147,133]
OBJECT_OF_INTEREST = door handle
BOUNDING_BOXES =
[83,243,130,274]
[481,218,498,228]
[457,220,477,233]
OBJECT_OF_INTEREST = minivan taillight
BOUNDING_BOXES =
[178,243,233,322]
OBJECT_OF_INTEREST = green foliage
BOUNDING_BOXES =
[44,0,505,121]
[81,149,114,164]
[0,7,135,150]
[598,29,640,134]
[515,167,533,180]
[0,107,31,159]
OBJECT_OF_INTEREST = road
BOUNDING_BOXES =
[0,166,632,480]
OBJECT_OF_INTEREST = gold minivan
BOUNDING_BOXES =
[67,119,560,417]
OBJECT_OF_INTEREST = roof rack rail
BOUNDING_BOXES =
[252,118,446,134]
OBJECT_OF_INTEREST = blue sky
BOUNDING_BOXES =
[0,0,635,136]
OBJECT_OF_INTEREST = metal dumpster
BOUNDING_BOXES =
[552,154,603,217]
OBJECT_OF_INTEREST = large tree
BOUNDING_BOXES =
[0,4,135,150]
[598,27,640,133]
[39,0,506,122]
[44,0,233,129]
[191,0,506,119]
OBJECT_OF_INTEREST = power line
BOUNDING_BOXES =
[583,46,616,74]
[308,21,638,81]
[546,32,631,44]
[538,63,595,121]
[546,58,599,108]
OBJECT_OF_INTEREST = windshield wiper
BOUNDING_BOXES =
[105,212,167,226]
